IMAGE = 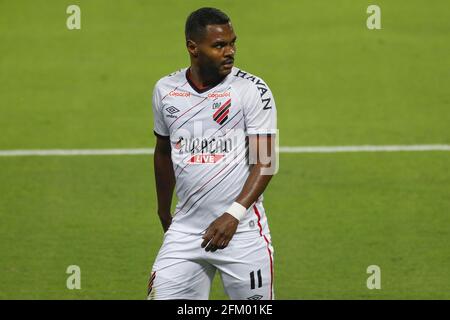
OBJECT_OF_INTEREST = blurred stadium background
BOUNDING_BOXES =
[0,0,449,299]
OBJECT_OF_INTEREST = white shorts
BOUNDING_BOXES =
[148,229,274,300]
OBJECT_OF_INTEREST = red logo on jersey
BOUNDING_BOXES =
[213,99,231,125]
[169,91,190,97]
[208,92,230,99]
[188,154,224,164]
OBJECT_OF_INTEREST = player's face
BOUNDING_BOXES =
[197,23,237,77]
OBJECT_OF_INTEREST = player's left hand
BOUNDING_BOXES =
[201,213,239,252]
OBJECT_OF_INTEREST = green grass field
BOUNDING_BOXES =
[0,0,449,299]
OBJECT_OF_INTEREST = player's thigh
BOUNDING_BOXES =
[218,233,274,300]
[148,259,216,300]
[148,230,215,300]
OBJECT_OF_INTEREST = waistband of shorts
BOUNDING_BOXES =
[166,228,268,240]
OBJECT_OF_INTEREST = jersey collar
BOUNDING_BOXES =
[185,67,230,94]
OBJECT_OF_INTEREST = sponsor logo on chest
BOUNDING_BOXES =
[175,137,232,164]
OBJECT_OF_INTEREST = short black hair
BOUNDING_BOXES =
[185,7,230,42]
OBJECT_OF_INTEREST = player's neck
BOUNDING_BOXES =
[187,65,224,91]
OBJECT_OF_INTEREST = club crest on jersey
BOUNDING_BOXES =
[212,98,231,125]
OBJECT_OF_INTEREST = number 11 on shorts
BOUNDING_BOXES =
[250,269,262,289]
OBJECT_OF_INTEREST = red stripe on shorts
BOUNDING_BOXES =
[253,205,273,300]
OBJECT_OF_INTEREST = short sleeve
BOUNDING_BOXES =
[242,81,277,135]
[152,83,170,137]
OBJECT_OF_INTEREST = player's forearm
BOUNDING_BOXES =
[235,163,273,209]
[154,149,175,221]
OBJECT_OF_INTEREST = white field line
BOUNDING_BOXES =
[0,145,449,157]
[278,145,450,153]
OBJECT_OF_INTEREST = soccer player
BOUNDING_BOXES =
[148,7,277,300]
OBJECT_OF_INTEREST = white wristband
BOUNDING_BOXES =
[226,202,247,221]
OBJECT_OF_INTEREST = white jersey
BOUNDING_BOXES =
[152,67,277,235]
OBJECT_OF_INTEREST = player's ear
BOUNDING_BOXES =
[186,40,198,57]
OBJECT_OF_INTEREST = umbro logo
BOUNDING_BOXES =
[247,295,263,300]
[166,106,180,114]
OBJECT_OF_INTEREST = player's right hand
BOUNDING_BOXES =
[201,213,239,252]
